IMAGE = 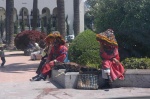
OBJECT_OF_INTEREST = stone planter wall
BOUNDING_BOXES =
[113,69,150,88]
[51,69,79,88]
[51,69,150,88]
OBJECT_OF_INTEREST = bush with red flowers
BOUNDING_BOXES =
[14,30,46,50]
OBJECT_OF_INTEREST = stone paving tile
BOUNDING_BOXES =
[0,51,39,82]
[0,51,150,99]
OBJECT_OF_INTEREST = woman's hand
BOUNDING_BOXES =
[49,61,54,65]
[113,58,120,65]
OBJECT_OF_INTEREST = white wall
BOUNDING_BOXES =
[38,0,56,15]
[65,0,85,34]
[14,0,33,14]
[79,0,85,33]
[65,0,74,35]
[0,0,5,9]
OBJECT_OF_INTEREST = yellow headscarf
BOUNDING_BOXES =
[96,29,118,47]
[44,31,65,45]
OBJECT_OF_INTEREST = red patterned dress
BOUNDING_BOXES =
[41,45,68,75]
[100,47,124,81]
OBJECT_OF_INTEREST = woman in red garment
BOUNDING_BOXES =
[32,31,68,81]
[96,29,125,88]
[30,34,54,80]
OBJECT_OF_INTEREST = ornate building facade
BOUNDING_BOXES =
[0,0,84,35]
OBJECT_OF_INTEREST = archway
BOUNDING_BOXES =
[41,7,50,27]
[52,7,58,31]
[30,9,40,27]
[13,8,17,22]
[0,7,5,39]
[19,7,29,28]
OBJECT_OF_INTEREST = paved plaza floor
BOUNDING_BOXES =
[0,51,150,99]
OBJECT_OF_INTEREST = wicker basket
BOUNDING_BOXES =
[76,74,99,90]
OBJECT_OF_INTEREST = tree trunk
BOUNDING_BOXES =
[32,0,38,30]
[6,0,14,49]
[57,0,66,38]
[74,0,80,37]
[5,0,9,44]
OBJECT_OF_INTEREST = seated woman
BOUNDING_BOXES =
[30,31,68,81]
[30,42,43,60]
[96,29,125,88]
[32,35,54,79]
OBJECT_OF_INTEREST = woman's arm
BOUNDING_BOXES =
[54,46,68,62]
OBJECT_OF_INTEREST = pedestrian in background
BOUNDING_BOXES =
[0,47,6,68]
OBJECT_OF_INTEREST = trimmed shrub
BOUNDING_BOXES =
[14,30,46,50]
[121,57,150,69]
[68,30,101,69]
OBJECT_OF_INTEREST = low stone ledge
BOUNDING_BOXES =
[113,69,150,88]
[51,69,79,88]
[124,69,150,74]
[51,69,150,88]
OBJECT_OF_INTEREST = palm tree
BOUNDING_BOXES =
[57,0,66,38]
[6,0,14,49]
[32,0,38,30]
[74,0,80,37]
[5,0,9,44]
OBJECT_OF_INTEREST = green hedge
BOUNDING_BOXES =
[121,57,150,69]
[68,30,101,69]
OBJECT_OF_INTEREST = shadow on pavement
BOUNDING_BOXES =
[0,63,39,73]
[5,53,26,57]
